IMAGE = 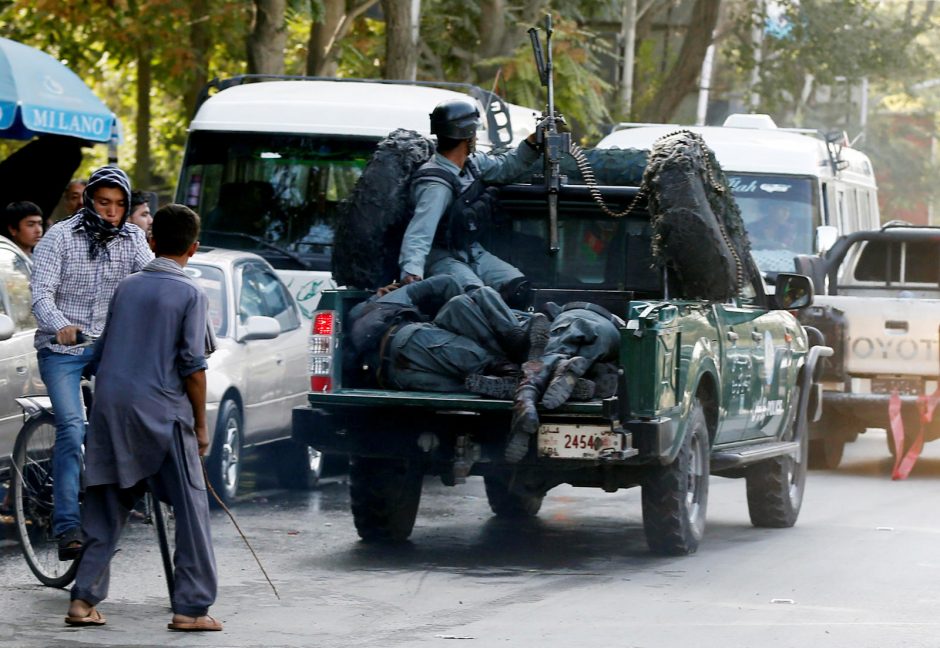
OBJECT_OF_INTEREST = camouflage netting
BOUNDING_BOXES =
[642,130,760,301]
[332,129,435,290]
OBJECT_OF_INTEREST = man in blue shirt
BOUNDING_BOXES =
[398,99,540,306]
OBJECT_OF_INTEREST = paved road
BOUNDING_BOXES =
[2,429,939,648]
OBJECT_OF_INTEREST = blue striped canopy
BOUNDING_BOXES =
[0,37,120,143]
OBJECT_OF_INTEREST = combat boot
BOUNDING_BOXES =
[542,356,591,410]
[501,312,550,364]
[505,359,554,462]
[468,374,593,401]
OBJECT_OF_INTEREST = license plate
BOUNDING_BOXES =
[537,423,623,459]
[871,377,923,395]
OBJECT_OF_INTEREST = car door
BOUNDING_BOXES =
[736,279,794,441]
[712,300,760,444]
[0,245,42,462]
[236,262,306,444]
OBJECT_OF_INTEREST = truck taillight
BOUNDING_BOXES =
[309,310,336,392]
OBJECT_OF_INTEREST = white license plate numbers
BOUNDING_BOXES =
[538,423,622,459]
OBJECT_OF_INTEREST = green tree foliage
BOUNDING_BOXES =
[0,0,247,189]
[722,0,940,222]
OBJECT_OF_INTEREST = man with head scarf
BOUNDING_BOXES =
[30,165,154,559]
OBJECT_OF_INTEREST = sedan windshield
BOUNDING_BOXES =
[184,263,227,336]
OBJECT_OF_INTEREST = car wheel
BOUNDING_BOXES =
[349,456,422,542]
[276,441,324,490]
[746,386,808,528]
[641,398,710,555]
[484,471,543,518]
[206,400,242,507]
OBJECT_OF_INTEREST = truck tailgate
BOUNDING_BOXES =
[817,295,940,376]
[308,389,605,416]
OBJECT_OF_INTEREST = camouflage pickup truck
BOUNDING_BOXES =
[292,133,830,555]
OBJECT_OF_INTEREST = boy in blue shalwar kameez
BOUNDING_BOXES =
[65,204,222,632]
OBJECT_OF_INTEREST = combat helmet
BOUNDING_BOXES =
[429,99,480,140]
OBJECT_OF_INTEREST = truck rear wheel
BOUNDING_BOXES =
[746,387,808,528]
[808,435,845,470]
[349,457,423,542]
[641,399,710,555]
[484,473,543,518]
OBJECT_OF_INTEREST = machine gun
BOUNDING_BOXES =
[529,14,570,254]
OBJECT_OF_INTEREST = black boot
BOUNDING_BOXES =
[506,359,554,463]
[466,374,519,399]
[542,356,591,410]
[501,313,550,364]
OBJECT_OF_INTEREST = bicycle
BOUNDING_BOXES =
[10,393,175,590]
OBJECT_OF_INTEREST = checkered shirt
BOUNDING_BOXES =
[31,216,154,355]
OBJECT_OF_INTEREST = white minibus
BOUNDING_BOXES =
[596,113,880,274]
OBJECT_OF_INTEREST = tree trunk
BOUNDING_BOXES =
[475,0,548,88]
[134,43,152,188]
[383,0,420,80]
[247,0,287,75]
[638,0,721,122]
[307,0,380,76]
[183,0,212,120]
[308,0,344,76]
[618,0,638,119]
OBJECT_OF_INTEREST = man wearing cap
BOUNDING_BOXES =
[398,99,541,307]
[30,165,154,559]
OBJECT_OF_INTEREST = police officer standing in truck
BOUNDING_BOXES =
[398,99,541,307]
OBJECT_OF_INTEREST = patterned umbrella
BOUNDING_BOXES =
[0,37,119,143]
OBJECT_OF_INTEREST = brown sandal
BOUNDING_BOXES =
[65,607,106,626]
[167,615,223,632]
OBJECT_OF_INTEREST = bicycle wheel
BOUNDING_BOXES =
[148,493,175,595]
[12,412,79,588]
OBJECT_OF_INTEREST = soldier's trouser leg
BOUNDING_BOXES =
[426,250,485,291]
[505,356,561,463]
[386,324,494,392]
[149,426,217,618]
[544,310,620,365]
[433,287,521,356]
[468,243,524,292]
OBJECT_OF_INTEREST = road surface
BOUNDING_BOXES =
[1,429,938,647]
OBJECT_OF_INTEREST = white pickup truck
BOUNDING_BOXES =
[796,224,940,468]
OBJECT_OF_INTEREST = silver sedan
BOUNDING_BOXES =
[186,247,320,505]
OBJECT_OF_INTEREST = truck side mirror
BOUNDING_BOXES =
[775,273,814,310]
[815,225,838,255]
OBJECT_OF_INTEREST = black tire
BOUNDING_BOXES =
[886,426,897,458]
[149,493,175,595]
[641,399,710,555]
[206,400,242,507]
[12,412,79,588]
[275,441,324,490]
[349,456,422,542]
[484,472,543,518]
[808,436,845,470]
[746,387,808,528]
